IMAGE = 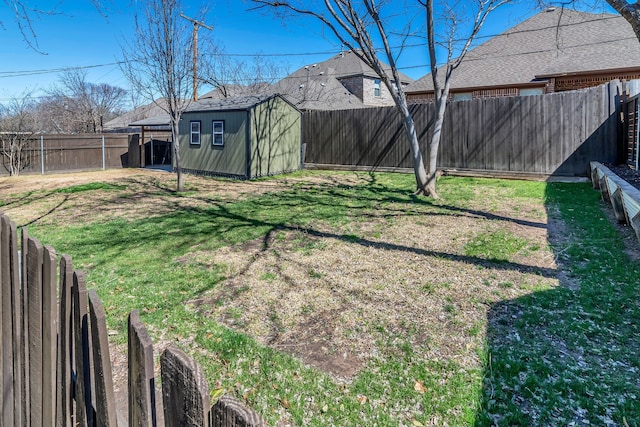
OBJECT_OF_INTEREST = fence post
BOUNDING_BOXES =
[1,215,12,427]
[1,215,23,427]
[88,289,118,427]
[40,135,45,175]
[21,228,30,427]
[128,310,157,427]
[161,344,210,427]
[57,255,74,427]
[210,396,267,427]
[73,271,94,427]
[26,237,44,426]
[42,246,57,427]
[102,135,106,170]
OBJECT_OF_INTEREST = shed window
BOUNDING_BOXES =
[374,79,381,97]
[190,121,201,145]
[212,120,224,146]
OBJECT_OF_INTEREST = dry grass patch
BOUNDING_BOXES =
[0,169,370,227]
[186,205,558,381]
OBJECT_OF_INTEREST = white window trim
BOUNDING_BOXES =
[190,121,201,145]
[374,79,381,97]
[212,120,224,146]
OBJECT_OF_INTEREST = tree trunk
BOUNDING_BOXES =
[396,98,429,195]
[426,94,448,199]
[171,119,184,192]
[606,0,640,43]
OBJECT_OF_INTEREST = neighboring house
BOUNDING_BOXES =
[406,8,640,102]
[179,94,301,179]
[200,82,272,100]
[272,50,413,111]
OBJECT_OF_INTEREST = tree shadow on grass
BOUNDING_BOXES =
[26,174,561,340]
[476,182,640,425]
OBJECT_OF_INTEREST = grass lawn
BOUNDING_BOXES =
[1,169,638,426]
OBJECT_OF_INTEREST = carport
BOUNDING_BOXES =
[128,115,172,168]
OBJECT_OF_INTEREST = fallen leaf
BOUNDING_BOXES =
[357,395,367,404]
[414,380,426,394]
[280,397,290,409]
[210,388,225,402]
[411,419,425,427]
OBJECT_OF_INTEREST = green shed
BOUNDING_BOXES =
[179,94,302,179]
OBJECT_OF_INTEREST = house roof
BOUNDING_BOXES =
[104,98,172,130]
[273,50,413,110]
[129,115,171,127]
[407,8,640,93]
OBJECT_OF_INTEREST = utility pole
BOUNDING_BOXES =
[180,12,213,102]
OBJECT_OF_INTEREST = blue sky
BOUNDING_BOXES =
[0,0,616,104]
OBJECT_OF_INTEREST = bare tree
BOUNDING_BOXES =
[0,92,37,176]
[2,0,105,51]
[589,1,640,42]
[253,1,508,197]
[120,0,198,192]
[46,69,127,133]
[421,0,508,196]
[253,0,434,195]
[200,48,285,98]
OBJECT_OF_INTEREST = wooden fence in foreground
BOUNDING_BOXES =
[590,162,640,244]
[0,211,265,426]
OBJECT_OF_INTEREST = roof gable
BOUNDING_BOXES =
[274,50,413,110]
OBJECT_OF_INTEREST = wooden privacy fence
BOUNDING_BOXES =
[0,134,132,176]
[624,93,640,170]
[590,162,640,243]
[0,211,265,427]
[303,81,622,177]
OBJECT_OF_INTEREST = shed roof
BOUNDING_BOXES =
[407,8,640,93]
[129,94,298,127]
[184,94,293,113]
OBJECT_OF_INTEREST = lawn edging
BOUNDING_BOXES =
[590,161,640,242]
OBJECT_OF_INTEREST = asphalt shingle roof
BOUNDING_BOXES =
[273,50,413,110]
[407,8,640,93]
[184,95,279,112]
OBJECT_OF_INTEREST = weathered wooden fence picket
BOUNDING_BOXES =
[590,161,640,244]
[0,211,265,427]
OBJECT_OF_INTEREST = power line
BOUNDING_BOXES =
[0,61,126,79]
[0,13,630,84]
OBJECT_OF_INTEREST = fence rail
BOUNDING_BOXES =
[303,81,622,177]
[0,211,265,426]
[0,134,133,176]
